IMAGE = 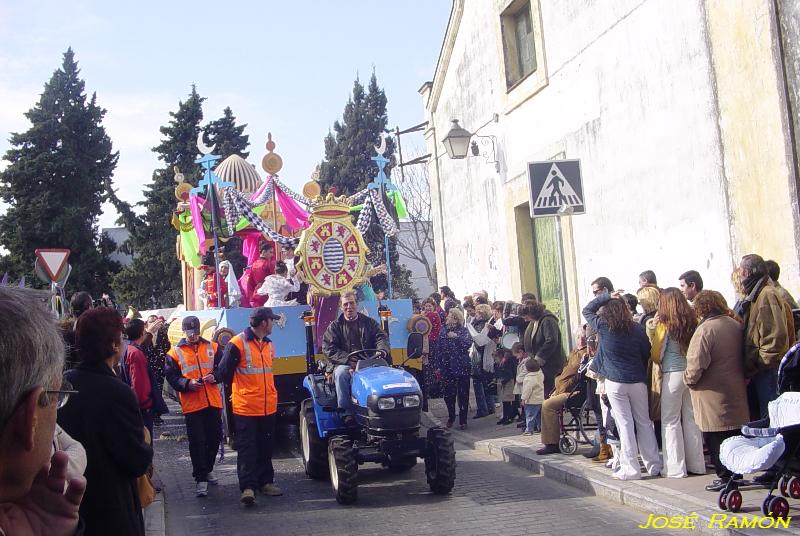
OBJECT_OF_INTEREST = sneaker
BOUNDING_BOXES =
[260,483,283,496]
[206,471,219,486]
[240,488,256,506]
[536,444,560,455]
[196,481,208,497]
[522,431,533,436]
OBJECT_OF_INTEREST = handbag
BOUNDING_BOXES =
[137,427,156,509]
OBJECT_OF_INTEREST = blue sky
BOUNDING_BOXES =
[0,1,451,229]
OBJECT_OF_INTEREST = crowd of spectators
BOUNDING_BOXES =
[418,254,797,490]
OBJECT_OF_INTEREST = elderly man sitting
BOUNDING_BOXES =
[0,286,86,536]
[536,325,595,455]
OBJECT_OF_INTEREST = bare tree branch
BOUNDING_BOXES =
[394,146,437,292]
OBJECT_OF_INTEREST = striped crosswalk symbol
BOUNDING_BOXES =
[533,163,583,209]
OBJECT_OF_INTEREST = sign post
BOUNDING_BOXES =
[528,160,585,351]
[34,248,71,318]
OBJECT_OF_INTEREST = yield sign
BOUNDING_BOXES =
[35,249,70,281]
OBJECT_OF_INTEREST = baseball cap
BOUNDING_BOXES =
[182,316,201,337]
[250,307,281,325]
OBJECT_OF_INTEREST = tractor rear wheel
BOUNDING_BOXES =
[328,437,358,505]
[300,399,328,480]
[425,427,456,494]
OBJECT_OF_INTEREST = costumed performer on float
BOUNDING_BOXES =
[219,260,242,307]
[258,261,304,307]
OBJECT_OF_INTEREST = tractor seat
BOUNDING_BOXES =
[355,357,389,371]
[311,375,338,409]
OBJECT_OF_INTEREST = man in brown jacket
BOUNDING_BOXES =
[536,325,592,455]
[736,255,791,422]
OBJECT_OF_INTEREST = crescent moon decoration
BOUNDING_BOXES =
[374,132,387,156]
[197,132,215,155]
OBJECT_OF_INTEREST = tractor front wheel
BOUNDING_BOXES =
[300,399,328,480]
[425,427,456,494]
[328,437,358,505]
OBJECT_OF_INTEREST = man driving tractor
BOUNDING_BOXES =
[322,290,391,425]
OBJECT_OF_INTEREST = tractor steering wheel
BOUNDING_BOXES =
[346,349,389,362]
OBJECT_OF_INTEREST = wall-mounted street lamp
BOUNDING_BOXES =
[441,119,499,171]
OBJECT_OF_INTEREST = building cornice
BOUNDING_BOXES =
[426,0,464,114]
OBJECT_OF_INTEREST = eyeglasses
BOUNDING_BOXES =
[40,379,78,410]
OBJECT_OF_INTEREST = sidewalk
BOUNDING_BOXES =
[422,398,798,536]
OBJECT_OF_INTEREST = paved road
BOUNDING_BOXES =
[153,411,678,536]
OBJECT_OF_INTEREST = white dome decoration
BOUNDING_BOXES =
[214,154,263,194]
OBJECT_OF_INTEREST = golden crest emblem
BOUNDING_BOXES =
[296,194,369,296]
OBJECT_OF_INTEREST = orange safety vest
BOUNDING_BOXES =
[229,332,278,417]
[168,341,223,414]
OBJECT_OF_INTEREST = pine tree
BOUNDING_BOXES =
[110,86,205,308]
[0,48,120,294]
[204,106,249,160]
[319,73,414,297]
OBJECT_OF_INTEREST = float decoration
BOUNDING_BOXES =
[296,193,369,296]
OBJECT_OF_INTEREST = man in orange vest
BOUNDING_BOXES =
[211,307,282,506]
[165,316,224,498]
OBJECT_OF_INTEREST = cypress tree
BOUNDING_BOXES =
[0,48,120,294]
[111,86,205,308]
[319,73,414,297]
[204,106,249,160]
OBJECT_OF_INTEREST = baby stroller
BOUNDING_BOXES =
[716,343,800,518]
[558,356,598,454]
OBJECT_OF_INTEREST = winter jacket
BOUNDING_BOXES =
[495,355,517,402]
[435,324,472,379]
[58,362,153,536]
[523,313,566,383]
[583,294,650,384]
[521,370,545,405]
[322,313,390,373]
[742,279,791,375]
[514,358,528,395]
[468,318,498,375]
[552,347,587,397]
[684,315,749,432]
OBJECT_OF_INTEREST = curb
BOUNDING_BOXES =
[422,411,797,536]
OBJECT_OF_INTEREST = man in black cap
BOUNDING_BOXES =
[165,316,224,497]
[212,307,282,506]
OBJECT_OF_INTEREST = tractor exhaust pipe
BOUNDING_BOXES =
[303,311,316,373]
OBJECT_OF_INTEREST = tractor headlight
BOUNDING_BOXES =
[403,395,421,408]
[377,397,396,410]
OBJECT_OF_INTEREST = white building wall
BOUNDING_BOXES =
[424,0,741,311]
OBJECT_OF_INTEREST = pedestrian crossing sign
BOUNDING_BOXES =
[528,160,585,218]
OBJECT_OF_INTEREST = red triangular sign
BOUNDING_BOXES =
[35,249,70,281]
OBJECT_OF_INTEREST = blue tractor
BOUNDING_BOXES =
[299,334,456,504]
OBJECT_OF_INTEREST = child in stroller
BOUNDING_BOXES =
[715,343,800,518]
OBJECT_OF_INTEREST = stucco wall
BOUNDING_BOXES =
[424,0,800,319]
[705,0,800,295]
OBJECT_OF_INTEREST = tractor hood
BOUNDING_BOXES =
[352,366,421,407]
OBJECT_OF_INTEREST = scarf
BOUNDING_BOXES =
[733,275,768,322]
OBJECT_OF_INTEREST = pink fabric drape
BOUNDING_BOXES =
[239,229,264,265]
[189,195,208,255]
[274,184,309,230]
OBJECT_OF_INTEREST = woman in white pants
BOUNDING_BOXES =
[584,291,662,480]
[646,288,705,478]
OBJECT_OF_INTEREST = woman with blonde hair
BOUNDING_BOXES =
[636,286,660,326]
[647,288,704,478]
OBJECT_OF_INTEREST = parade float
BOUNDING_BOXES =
[166,132,432,409]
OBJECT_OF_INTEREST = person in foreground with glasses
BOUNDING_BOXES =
[0,286,86,536]
[58,306,153,536]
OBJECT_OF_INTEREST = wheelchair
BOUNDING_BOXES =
[557,361,599,454]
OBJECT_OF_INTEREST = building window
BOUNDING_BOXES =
[501,1,537,89]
